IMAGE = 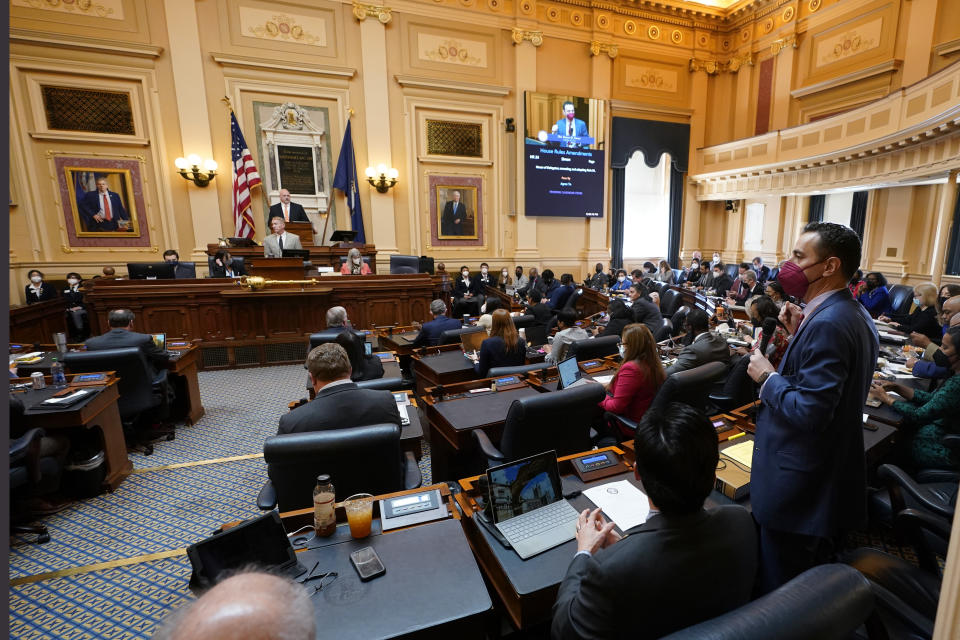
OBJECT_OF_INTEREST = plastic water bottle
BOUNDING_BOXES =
[313,474,336,537]
[51,357,67,388]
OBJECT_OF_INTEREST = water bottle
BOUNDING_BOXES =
[313,474,336,537]
[50,357,67,388]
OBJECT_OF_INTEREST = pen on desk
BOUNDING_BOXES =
[726,432,746,441]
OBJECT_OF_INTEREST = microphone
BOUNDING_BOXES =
[758,317,778,358]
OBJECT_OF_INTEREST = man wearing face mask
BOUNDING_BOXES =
[453,265,482,316]
[513,266,528,293]
[477,262,497,290]
[517,267,542,298]
[25,270,58,304]
[627,283,663,337]
[907,295,960,380]
[746,222,878,594]
[587,262,610,290]
[708,263,733,296]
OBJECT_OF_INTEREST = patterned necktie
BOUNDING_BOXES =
[278,234,284,252]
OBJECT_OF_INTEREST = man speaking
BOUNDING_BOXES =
[552,101,588,146]
[268,188,309,223]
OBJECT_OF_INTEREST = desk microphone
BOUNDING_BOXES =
[758,317,778,359]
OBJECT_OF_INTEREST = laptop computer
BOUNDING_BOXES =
[151,333,166,352]
[557,355,598,390]
[487,450,579,559]
[186,511,307,592]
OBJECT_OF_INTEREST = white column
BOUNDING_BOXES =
[358,15,398,270]
[583,50,613,267]
[163,0,221,258]
[930,171,958,284]
[513,35,539,264]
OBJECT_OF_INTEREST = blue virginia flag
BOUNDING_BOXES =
[332,120,365,243]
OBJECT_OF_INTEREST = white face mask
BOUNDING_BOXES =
[618,344,625,358]
[481,267,488,275]
[67,278,79,286]
[617,275,626,282]
[714,272,722,278]
[501,271,508,278]
[462,272,469,278]
[913,297,921,307]
[30,276,42,284]
[353,257,361,265]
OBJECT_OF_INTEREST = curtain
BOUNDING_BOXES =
[808,195,825,223]
[668,164,684,267]
[610,168,625,269]
[850,191,868,237]
[947,188,960,276]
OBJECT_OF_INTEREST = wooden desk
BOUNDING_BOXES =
[167,345,204,425]
[10,299,69,344]
[484,285,525,312]
[13,374,132,491]
[411,344,478,397]
[245,257,309,280]
[576,287,609,318]
[207,242,378,271]
[377,327,420,357]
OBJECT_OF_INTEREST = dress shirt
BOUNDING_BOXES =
[319,378,354,392]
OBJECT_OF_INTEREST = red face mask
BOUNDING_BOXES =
[777,259,826,300]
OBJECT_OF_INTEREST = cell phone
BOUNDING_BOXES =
[349,547,385,581]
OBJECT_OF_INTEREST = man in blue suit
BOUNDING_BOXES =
[747,222,879,593]
[411,299,462,348]
[552,101,588,147]
[79,177,130,232]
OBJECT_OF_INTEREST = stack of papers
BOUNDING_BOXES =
[592,374,614,386]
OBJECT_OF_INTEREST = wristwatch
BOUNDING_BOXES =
[757,371,772,386]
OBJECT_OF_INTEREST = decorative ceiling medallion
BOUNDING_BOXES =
[741,28,751,42]
[459,0,474,7]
[698,33,708,47]
[546,6,560,21]
[671,29,683,44]
[809,0,822,11]
[721,38,730,50]
[570,10,583,26]
[624,19,637,35]
[764,18,774,33]
[486,0,500,10]
[782,6,795,22]
[519,0,534,15]
[596,13,610,29]
[648,24,660,40]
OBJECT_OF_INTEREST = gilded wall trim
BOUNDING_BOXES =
[590,41,619,58]
[211,53,356,78]
[353,2,393,23]
[394,74,512,96]
[511,28,544,46]
[10,28,164,57]
[791,58,900,98]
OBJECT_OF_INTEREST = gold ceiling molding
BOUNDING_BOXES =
[769,33,797,56]
[689,51,753,74]
[590,40,619,58]
[352,2,393,23]
[511,28,544,46]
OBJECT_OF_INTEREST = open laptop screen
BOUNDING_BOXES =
[151,333,166,351]
[487,450,562,524]
[557,355,581,389]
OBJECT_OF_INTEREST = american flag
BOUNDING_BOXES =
[230,112,261,238]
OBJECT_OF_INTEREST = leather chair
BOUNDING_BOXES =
[438,325,483,346]
[63,347,169,455]
[725,264,740,280]
[567,335,620,361]
[355,377,412,391]
[661,564,880,640]
[487,362,552,377]
[870,460,957,527]
[472,383,604,470]
[653,317,673,341]
[612,361,728,433]
[309,329,364,351]
[671,268,682,283]
[389,254,420,274]
[10,428,62,544]
[768,266,779,281]
[671,305,691,337]
[563,289,582,313]
[257,424,421,511]
[659,289,682,318]
[887,284,915,316]
[206,255,246,276]
[512,314,537,329]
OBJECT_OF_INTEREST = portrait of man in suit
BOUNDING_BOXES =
[437,185,477,239]
[72,171,138,235]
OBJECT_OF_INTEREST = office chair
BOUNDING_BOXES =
[512,314,537,329]
[389,254,420,274]
[671,305,691,336]
[438,326,483,346]
[661,564,881,640]
[308,329,365,351]
[355,377,412,391]
[659,289,682,318]
[472,383,604,470]
[887,285,915,316]
[63,347,170,455]
[768,266,779,281]
[567,335,620,361]
[487,362,551,377]
[653,318,673,342]
[206,255,246,276]
[257,424,421,511]
[612,361,728,434]
[725,264,740,280]
[524,324,549,348]
[562,289,582,313]
[10,428,62,544]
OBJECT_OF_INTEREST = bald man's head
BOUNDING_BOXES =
[154,572,315,640]
[940,295,960,326]
[951,312,960,328]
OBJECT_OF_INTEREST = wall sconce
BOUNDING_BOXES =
[364,164,399,193]
[174,154,218,187]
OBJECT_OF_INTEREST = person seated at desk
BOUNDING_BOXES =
[412,299,462,348]
[665,307,730,376]
[598,323,664,439]
[545,308,587,365]
[324,306,351,332]
[477,262,498,290]
[477,298,502,334]
[498,267,511,290]
[209,249,246,278]
[25,269,57,304]
[726,269,762,307]
[627,283,662,337]
[695,261,714,291]
[153,572,315,640]
[334,332,383,383]
[907,296,960,380]
[765,279,787,308]
[879,283,942,344]
[548,273,575,309]
[869,326,960,471]
[540,269,560,298]
[517,267,541,298]
[278,343,399,434]
[586,262,610,290]
[552,402,757,640]
[453,265,482,317]
[263,216,303,258]
[707,263,733,296]
[512,266,529,294]
[609,269,630,292]
[341,247,372,275]
[679,258,700,286]
[524,289,553,327]
[85,308,169,375]
[162,250,196,278]
[472,309,526,377]
[654,260,675,285]
[63,272,89,341]
[752,256,771,283]
[598,299,633,338]
[910,291,960,349]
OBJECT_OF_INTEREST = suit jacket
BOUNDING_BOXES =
[525,303,553,327]
[268,202,309,223]
[454,275,481,299]
[278,382,400,434]
[548,284,575,309]
[477,273,498,291]
[441,201,469,236]
[711,274,733,294]
[754,264,771,283]
[552,506,757,640]
[554,117,589,138]
[665,331,730,376]
[25,283,58,304]
[631,298,663,336]
[754,288,878,537]
[263,232,303,258]
[78,190,129,232]
[411,315,462,348]
[173,263,196,279]
[85,328,168,375]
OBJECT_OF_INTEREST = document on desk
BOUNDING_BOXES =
[583,480,650,532]
[592,374,614,386]
[720,441,754,470]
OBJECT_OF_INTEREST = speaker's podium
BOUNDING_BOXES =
[285,221,315,248]
[247,250,311,280]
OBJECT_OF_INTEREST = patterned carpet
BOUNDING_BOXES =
[8,364,432,639]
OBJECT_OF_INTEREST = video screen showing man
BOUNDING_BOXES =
[551,101,589,148]
[79,177,131,232]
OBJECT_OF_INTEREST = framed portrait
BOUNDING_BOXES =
[429,175,484,246]
[64,167,141,237]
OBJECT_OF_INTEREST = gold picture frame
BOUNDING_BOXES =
[435,184,478,240]
[65,167,141,237]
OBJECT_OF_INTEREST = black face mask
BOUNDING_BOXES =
[595,266,603,273]
[516,270,523,277]
[751,318,762,328]
[933,348,950,369]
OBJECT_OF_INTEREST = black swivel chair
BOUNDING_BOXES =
[308,329,365,351]
[887,285,915,316]
[174,262,196,279]
[355,377,412,391]
[653,318,673,341]
[512,314,537,329]
[10,428,63,544]
[63,347,169,455]
[659,289,682,318]
[661,564,881,640]
[487,362,552,377]
[438,326,484,346]
[725,264,740,280]
[206,255,247,276]
[389,254,420,274]
[472,383,605,470]
[671,306,691,337]
[567,335,620,361]
[257,424,421,511]
[562,289,582,313]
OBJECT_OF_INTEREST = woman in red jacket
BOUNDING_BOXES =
[600,323,665,439]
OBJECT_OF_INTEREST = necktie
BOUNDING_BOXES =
[284,204,289,221]
[102,193,112,221]
[278,234,284,252]
[568,123,573,136]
